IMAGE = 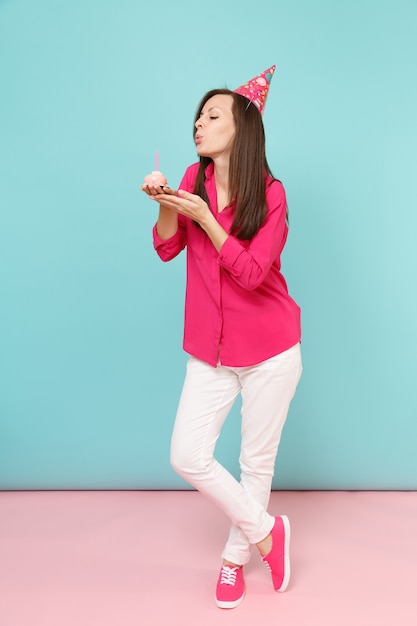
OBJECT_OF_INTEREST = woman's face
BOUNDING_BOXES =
[194,94,236,161]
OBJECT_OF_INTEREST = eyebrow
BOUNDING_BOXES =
[201,106,221,114]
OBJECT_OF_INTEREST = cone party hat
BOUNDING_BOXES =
[234,65,276,114]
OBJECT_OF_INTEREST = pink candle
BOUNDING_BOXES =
[143,151,167,186]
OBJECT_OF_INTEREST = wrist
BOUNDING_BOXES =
[200,212,228,252]
[199,209,215,231]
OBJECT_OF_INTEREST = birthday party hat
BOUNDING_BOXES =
[234,65,276,114]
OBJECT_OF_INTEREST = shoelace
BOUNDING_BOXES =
[262,557,272,573]
[219,566,238,586]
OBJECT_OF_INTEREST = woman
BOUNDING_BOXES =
[142,66,302,609]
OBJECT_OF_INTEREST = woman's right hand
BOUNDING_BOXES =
[141,184,178,200]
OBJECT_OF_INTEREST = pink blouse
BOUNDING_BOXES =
[153,162,301,367]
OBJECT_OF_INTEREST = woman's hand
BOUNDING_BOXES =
[146,188,212,225]
[141,184,178,201]
[142,187,228,252]
[150,189,229,253]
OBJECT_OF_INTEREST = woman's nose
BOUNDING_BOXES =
[195,117,203,129]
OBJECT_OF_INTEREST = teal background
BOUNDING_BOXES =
[1,0,416,490]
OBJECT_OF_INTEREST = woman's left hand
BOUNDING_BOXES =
[149,189,211,226]
[149,188,228,253]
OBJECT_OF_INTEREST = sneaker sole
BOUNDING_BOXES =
[276,514,291,592]
[215,591,245,609]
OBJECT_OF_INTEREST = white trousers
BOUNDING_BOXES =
[170,343,302,566]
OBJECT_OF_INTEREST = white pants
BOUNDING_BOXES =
[170,343,302,566]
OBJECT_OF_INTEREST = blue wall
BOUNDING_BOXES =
[1,0,416,489]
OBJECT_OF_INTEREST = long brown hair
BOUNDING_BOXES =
[193,89,275,240]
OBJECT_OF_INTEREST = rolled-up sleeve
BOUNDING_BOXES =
[153,221,186,262]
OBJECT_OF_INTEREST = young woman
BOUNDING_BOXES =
[142,67,302,609]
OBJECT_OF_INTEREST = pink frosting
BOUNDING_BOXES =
[144,170,167,185]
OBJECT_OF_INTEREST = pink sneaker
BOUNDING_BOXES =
[215,564,245,609]
[261,515,291,592]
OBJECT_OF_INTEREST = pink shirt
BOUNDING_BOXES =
[153,162,301,367]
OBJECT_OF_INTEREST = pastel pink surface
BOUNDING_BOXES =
[0,491,416,626]
[144,170,167,185]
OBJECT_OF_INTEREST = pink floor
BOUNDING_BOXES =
[1,490,416,626]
